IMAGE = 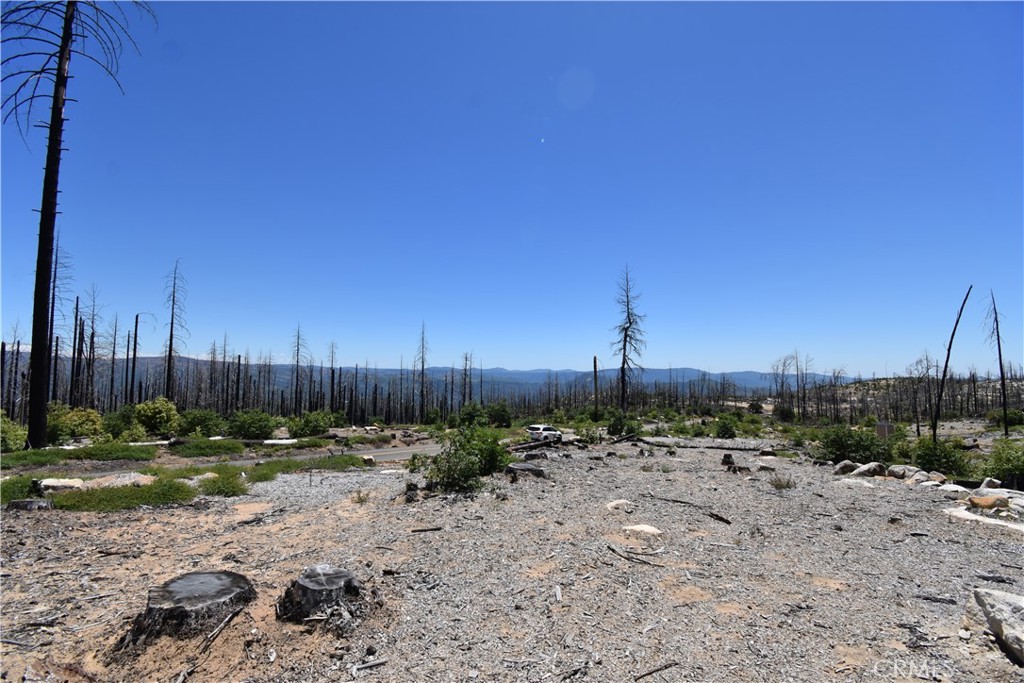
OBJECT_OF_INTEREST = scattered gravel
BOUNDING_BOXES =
[2,439,1023,682]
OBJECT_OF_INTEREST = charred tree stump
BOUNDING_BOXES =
[276,565,369,631]
[5,499,53,511]
[114,571,255,652]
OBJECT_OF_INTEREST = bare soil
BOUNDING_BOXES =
[2,437,1023,683]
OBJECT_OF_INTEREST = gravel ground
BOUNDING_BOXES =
[2,438,1023,682]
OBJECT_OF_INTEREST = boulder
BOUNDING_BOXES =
[833,460,858,475]
[968,495,1010,510]
[30,478,84,495]
[980,477,1003,489]
[904,470,931,486]
[928,471,947,483]
[887,465,920,480]
[622,524,662,535]
[82,473,157,490]
[936,483,970,499]
[606,499,633,511]
[973,588,1024,666]
[851,462,887,477]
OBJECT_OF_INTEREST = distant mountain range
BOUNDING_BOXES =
[6,350,846,393]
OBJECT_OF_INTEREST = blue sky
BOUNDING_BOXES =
[2,1,1021,377]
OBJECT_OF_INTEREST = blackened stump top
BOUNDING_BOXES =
[149,571,254,609]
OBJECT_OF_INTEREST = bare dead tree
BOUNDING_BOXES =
[415,322,429,423]
[986,290,1010,437]
[3,1,154,446]
[931,286,972,443]
[611,266,646,412]
[163,259,187,401]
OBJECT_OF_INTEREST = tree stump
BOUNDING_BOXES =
[5,499,53,511]
[276,565,365,629]
[115,570,255,651]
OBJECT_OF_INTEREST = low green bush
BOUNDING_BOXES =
[169,438,245,458]
[713,418,737,439]
[248,458,305,482]
[981,439,1024,481]
[179,409,227,437]
[773,405,797,423]
[228,410,276,440]
[53,478,195,512]
[820,426,891,463]
[913,438,970,476]
[102,404,137,440]
[0,474,34,503]
[607,410,642,437]
[1,415,28,452]
[0,449,63,469]
[135,397,180,437]
[987,409,1024,428]
[199,470,249,497]
[288,410,333,438]
[65,443,158,462]
[427,424,509,492]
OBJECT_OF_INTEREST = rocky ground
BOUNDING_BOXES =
[2,435,1023,683]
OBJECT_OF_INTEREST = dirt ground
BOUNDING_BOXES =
[2,434,1023,683]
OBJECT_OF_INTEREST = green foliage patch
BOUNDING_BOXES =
[179,409,227,437]
[1,415,28,453]
[980,439,1024,481]
[288,411,333,438]
[913,438,970,476]
[135,397,180,437]
[52,478,196,512]
[228,410,276,440]
[169,438,246,458]
[0,474,34,504]
[427,424,509,492]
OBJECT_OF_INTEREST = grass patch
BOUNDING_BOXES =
[1,450,63,469]
[52,478,196,512]
[198,469,248,497]
[344,434,393,447]
[66,443,158,462]
[774,450,800,459]
[248,458,305,482]
[0,475,35,504]
[768,473,796,490]
[169,438,246,458]
[0,443,156,470]
[306,454,368,471]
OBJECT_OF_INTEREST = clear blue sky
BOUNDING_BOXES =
[3,1,1021,378]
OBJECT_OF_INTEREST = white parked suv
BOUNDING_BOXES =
[526,424,562,443]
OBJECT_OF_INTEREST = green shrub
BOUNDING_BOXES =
[248,458,304,482]
[747,401,764,414]
[713,418,738,439]
[607,410,641,437]
[987,409,1024,428]
[913,438,970,476]
[287,410,333,438]
[118,423,149,443]
[135,397,180,437]
[981,439,1024,481]
[170,438,245,458]
[0,449,63,469]
[427,424,508,492]
[179,409,227,437]
[199,470,249,497]
[53,478,195,512]
[65,443,157,462]
[485,402,512,428]
[1,415,28,452]
[773,405,797,423]
[228,410,276,440]
[102,405,138,440]
[45,402,72,445]
[820,426,891,463]
[0,474,34,503]
[63,408,104,438]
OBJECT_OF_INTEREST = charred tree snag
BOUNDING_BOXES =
[276,565,370,632]
[114,571,255,651]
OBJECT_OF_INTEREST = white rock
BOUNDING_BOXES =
[82,473,157,490]
[622,524,662,535]
[980,477,1002,489]
[35,478,84,493]
[834,479,875,488]
[917,480,942,488]
[974,588,1024,666]
[607,499,633,511]
[851,462,886,477]
[936,483,970,499]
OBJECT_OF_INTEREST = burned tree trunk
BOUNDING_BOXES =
[115,570,255,651]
